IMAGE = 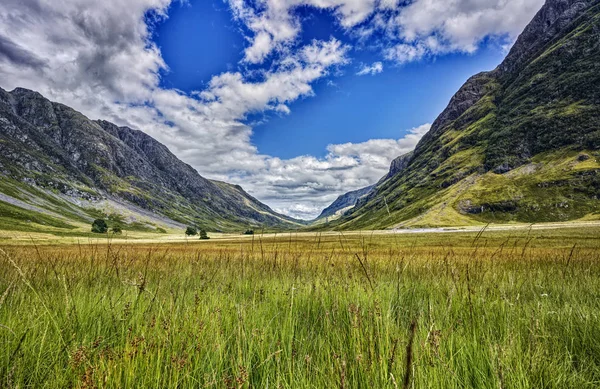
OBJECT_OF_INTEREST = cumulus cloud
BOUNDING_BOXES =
[237,123,431,218]
[229,0,377,63]
[0,0,346,171]
[356,61,383,75]
[393,0,545,53]
[228,0,544,64]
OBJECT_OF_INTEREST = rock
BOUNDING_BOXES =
[578,154,590,161]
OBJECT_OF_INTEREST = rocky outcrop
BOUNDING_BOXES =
[378,152,413,184]
[497,0,597,76]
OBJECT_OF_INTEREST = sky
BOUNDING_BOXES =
[0,0,545,219]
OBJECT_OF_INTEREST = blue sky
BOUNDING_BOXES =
[152,0,506,159]
[0,0,545,218]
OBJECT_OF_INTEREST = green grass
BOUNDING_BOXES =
[0,200,77,231]
[1,228,600,388]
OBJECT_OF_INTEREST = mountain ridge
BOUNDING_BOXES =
[315,185,374,221]
[0,86,302,233]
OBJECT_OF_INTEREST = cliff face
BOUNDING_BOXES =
[0,87,301,232]
[379,152,413,183]
[324,0,600,230]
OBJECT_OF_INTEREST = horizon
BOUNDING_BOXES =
[0,0,545,219]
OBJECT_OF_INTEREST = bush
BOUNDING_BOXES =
[199,230,209,240]
[111,226,122,235]
[244,229,254,235]
[185,226,197,236]
[91,219,108,234]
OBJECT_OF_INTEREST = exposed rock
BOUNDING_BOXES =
[496,0,597,77]
[317,185,374,220]
[379,152,413,183]
[578,154,591,161]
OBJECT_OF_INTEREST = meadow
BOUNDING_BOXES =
[1,227,599,388]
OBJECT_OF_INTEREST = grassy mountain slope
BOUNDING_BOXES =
[0,87,302,233]
[326,0,600,230]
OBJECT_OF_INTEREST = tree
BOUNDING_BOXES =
[185,226,197,236]
[91,219,108,234]
[199,229,209,240]
[244,229,254,235]
[111,226,122,235]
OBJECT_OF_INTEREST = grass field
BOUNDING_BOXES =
[1,227,599,388]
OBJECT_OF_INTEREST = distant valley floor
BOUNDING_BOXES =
[1,220,599,246]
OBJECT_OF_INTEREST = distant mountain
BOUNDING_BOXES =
[0,87,302,233]
[315,185,374,221]
[315,151,414,222]
[321,0,600,230]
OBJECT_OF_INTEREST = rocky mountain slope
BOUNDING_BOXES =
[322,0,600,230]
[315,185,374,221]
[0,87,302,233]
[314,151,414,223]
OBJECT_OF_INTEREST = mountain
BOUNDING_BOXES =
[315,185,374,221]
[0,87,302,233]
[314,151,414,223]
[322,0,600,230]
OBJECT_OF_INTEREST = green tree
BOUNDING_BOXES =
[111,226,122,235]
[199,230,209,240]
[244,229,254,235]
[91,219,108,234]
[185,226,197,236]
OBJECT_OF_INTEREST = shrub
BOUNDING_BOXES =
[185,226,197,236]
[111,226,122,235]
[91,219,108,234]
[244,229,254,235]
[199,230,209,240]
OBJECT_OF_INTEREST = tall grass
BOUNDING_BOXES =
[1,228,600,388]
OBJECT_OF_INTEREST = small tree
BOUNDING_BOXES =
[91,219,108,234]
[199,229,209,240]
[244,229,254,235]
[185,226,198,236]
[111,226,122,235]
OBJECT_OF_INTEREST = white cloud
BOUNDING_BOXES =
[236,123,431,219]
[377,0,546,63]
[229,0,377,63]
[394,0,545,53]
[356,61,383,75]
[384,43,429,63]
[228,0,544,65]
